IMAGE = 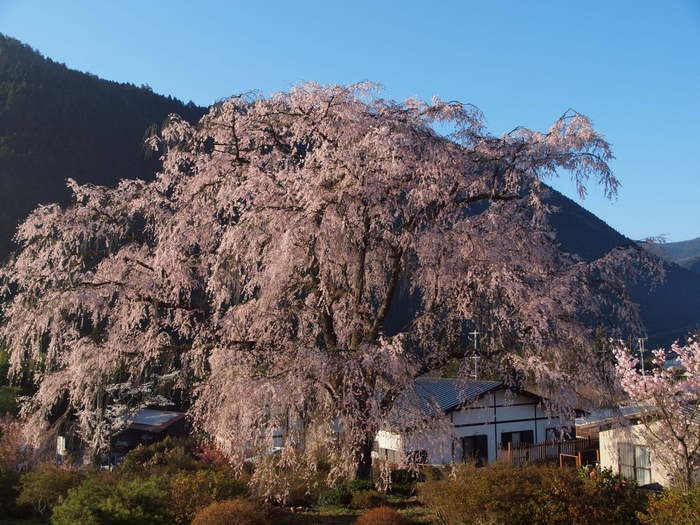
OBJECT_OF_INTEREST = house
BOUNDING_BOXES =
[374,377,574,465]
[56,408,188,466]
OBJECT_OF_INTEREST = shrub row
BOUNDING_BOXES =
[420,462,647,525]
[640,483,700,525]
[39,468,248,524]
[11,434,699,525]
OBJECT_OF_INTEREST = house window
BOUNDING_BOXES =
[376,447,399,462]
[501,430,534,447]
[462,435,488,466]
[618,442,651,485]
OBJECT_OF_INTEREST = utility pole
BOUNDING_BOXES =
[637,337,647,377]
[469,330,480,380]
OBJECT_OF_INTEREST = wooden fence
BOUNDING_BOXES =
[499,437,599,467]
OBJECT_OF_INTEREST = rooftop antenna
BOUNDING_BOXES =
[468,330,480,380]
[637,337,647,377]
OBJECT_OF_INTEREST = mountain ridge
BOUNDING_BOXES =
[638,237,700,273]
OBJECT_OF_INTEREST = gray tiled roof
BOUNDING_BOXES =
[576,404,699,427]
[415,377,503,413]
[127,408,185,431]
[575,406,653,427]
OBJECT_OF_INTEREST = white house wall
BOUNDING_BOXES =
[405,429,454,464]
[599,424,672,486]
[375,430,403,452]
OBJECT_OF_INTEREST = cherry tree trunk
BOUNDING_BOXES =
[355,434,375,480]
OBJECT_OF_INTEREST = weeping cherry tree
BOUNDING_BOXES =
[1,83,649,483]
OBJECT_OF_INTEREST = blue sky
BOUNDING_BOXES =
[2,0,699,241]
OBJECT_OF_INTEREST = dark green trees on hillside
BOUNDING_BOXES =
[0,34,205,259]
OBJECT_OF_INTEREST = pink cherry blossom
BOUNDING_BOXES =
[614,339,700,489]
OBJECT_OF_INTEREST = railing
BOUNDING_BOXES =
[499,437,599,467]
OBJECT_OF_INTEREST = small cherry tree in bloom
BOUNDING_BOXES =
[1,83,647,482]
[0,416,33,473]
[614,339,700,489]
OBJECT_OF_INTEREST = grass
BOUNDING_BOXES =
[273,496,438,524]
[387,495,438,523]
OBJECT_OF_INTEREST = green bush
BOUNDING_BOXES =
[579,466,648,524]
[0,350,10,384]
[319,479,373,507]
[355,506,407,525]
[191,498,269,525]
[371,461,432,495]
[0,469,21,518]
[118,436,201,475]
[345,479,374,493]
[16,466,85,518]
[419,462,646,525]
[168,468,248,524]
[350,490,387,509]
[318,486,351,506]
[638,483,700,524]
[390,468,423,485]
[388,467,424,496]
[0,385,20,415]
[51,474,169,525]
[388,482,414,496]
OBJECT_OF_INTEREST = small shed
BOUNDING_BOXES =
[109,408,187,462]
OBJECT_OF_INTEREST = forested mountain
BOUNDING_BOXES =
[639,237,700,274]
[0,34,205,257]
[0,34,697,347]
[548,191,700,346]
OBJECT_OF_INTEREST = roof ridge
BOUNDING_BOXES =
[416,377,502,385]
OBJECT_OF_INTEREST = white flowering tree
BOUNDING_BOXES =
[1,83,647,480]
[614,339,700,489]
